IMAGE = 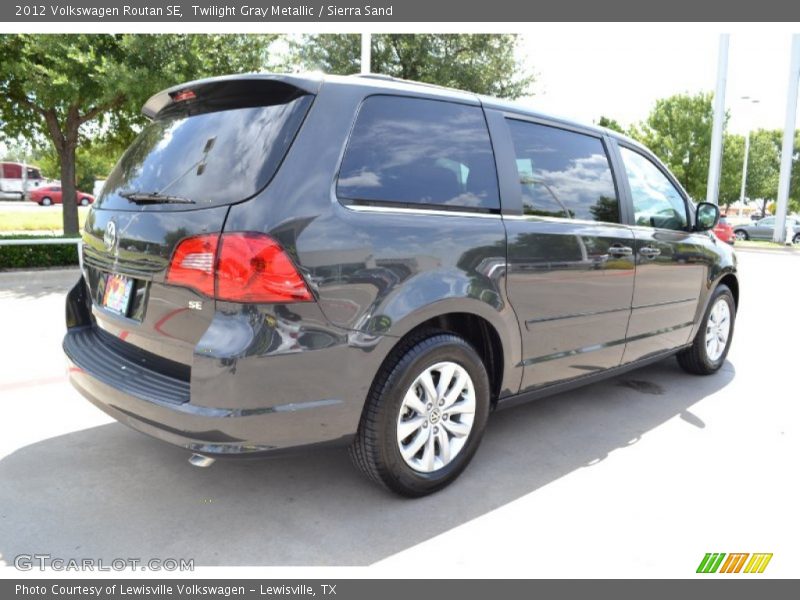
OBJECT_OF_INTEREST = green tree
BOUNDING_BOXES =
[745,129,782,216]
[291,34,533,99]
[634,92,716,201]
[0,135,37,164]
[719,133,745,210]
[612,93,799,215]
[789,131,800,214]
[0,34,276,235]
[750,130,800,215]
[589,196,621,223]
[597,116,626,134]
[73,141,118,192]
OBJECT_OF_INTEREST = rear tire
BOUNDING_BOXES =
[80,197,90,206]
[734,230,748,241]
[350,332,491,497]
[41,197,52,206]
[677,285,735,375]
[793,233,800,245]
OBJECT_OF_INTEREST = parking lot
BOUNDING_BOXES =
[0,249,797,576]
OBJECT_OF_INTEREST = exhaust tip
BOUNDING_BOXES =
[188,453,215,468]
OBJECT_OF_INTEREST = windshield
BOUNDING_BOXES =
[97,94,312,210]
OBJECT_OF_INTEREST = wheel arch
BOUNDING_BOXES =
[718,272,739,311]
[378,303,522,406]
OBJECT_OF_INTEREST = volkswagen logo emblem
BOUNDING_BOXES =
[104,220,117,251]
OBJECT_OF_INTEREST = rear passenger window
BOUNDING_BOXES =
[507,120,620,223]
[337,96,499,211]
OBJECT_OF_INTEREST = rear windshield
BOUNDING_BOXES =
[97,93,313,209]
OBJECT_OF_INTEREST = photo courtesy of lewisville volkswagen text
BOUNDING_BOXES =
[16,584,329,596]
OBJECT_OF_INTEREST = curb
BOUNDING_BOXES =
[735,246,800,255]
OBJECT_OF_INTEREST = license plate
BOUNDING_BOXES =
[102,273,133,316]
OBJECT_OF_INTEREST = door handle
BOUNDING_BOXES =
[640,246,661,258]
[608,245,633,257]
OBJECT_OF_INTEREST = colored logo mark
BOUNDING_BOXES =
[696,553,773,574]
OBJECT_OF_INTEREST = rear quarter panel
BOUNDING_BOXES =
[223,80,523,399]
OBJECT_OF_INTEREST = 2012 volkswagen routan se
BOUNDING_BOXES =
[64,73,738,496]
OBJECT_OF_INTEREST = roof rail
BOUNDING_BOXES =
[350,73,468,94]
[352,73,396,81]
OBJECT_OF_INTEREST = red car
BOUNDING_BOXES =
[713,216,735,245]
[28,185,94,206]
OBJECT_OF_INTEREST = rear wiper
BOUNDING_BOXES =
[120,191,195,205]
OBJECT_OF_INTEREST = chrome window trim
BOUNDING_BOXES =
[343,203,504,220]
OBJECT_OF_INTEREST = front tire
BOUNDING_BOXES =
[677,285,735,375]
[350,332,491,497]
[40,197,52,206]
[734,230,748,241]
[80,197,90,206]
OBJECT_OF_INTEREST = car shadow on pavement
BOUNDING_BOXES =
[0,358,734,566]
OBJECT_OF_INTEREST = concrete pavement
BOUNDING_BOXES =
[0,252,797,575]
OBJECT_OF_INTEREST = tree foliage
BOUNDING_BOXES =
[603,93,800,212]
[718,133,745,208]
[291,34,533,99]
[744,129,782,214]
[0,34,276,234]
[597,116,626,134]
[634,92,716,201]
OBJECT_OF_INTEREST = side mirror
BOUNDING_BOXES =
[695,202,720,232]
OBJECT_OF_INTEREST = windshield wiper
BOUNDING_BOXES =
[121,191,195,205]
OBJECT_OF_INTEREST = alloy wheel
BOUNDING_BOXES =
[705,298,731,362]
[396,361,476,473]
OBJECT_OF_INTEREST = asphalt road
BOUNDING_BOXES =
[0,199,52,211]
[0,250,797,576]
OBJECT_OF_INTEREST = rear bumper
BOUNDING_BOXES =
[64,326,356,456]
[65,351,350,457]
[63,277,387,457]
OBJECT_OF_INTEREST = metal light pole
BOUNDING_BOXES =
[773,34,800,244]
[738,97,760,219]
[361,33,372,74]
[739,133,750,214]
[707,34,730,206]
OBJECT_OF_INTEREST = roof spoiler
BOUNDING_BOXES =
[142,73,323,120]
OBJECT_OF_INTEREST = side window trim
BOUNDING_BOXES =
[604,137,634,226]
[503,116,623,224]
[340,197,500,215]
[334,93,501,215]
[484,108,524,216]
[616,142,692,232]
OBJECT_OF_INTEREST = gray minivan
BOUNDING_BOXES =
[64,73,738,496]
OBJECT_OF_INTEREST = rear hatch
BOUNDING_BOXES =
[81,76,316,366]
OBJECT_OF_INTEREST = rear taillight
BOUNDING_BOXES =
[166,232,313,303]
[216,233,313,303]
[166,234,218,297]
[170,89,196,102]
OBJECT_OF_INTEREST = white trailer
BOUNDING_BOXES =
[0,162,46,200]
